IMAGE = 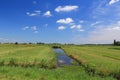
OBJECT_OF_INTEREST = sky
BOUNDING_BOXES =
[0,0,120,44]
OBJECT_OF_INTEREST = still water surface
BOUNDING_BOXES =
[53,48,74,67]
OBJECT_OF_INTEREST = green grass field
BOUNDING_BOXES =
[0,44,56,68]
[0,66,116,80]
[63,45,120,78]
[0,44,119,80]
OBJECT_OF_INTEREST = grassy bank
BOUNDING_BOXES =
[0,66,115,80]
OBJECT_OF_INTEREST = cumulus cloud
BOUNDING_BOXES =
[56,18,74,24]
[109,0,119,5]
[26,10,41,17]
[43,11,52,17]
[56,18,84,32]
[55,5,79,12]
[58,26,66,30]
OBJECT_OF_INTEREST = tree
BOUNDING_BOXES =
[114,40,120,46]
[114,40,116,45]
[15,42,18,45]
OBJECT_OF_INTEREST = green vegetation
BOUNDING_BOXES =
[0,44,119,80]
[0,66,115,80]
[0,44,56,68]
[114,40,120,46]
[63,45,120,79]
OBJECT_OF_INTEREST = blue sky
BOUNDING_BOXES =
[0,0,120,44]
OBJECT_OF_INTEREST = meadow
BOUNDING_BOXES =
[0,44,119,80]
[63,45,120,79]
[0,44,56,68]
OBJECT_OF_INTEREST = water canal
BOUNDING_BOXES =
[53,48,78,67]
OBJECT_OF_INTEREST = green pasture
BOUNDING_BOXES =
[0,66,115,80]
[63,45,120,77]
[0,44,56,68]
[0,44,119,80]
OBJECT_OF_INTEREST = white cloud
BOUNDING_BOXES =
[107,26,120,30]
[109,0,119,5]
[79,20,84,23]
[34,31,39,33]
[43,11,52,17]
[55,5,79,12]
[31,26,37,31]
[33,1,37,4]
[70,25,81,29]
[34,10,41,13]
[91,0,120,24]
[26,12,37,16]
[26,10,40,17]
[58,26,66,30]
[70,25,76,29]
[44,24,48,27]
[78,29,85,32]
[70,25,82,29]
[117,21,120,24]
[22,26,39,33]
[57,18,74,24]
[22,26,29,30]
[70,24,84,32]
[72,21,120,44]
[91,21,101,26]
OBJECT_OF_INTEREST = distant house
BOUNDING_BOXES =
[114,40,120,46]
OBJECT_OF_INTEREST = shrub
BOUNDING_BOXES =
[0,60,4,66]
[8,58,17,66]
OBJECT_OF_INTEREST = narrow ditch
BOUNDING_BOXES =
[53,48,79,67]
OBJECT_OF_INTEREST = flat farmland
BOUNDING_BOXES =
[63,45,120,78]
[0,44,56,68]
[0,44,119,80]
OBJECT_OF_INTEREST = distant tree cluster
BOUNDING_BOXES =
[36,42,45,45]
[114,40,120,46]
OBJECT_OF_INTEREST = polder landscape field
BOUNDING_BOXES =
[0,44,120,80]
[1,0,120,80]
